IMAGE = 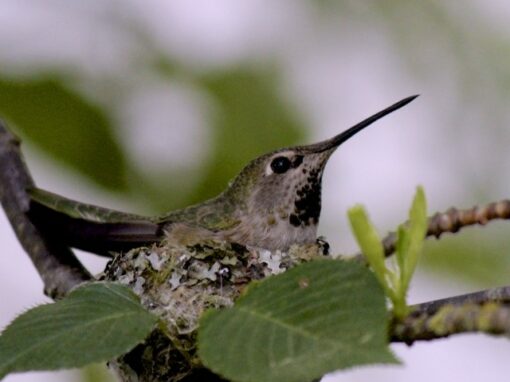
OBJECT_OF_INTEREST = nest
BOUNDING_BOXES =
[102,239,328,381]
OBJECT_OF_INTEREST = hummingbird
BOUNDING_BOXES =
[28,95,417,256]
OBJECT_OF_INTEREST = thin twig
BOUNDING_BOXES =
[0,120,91,299]
[355,200,510,261]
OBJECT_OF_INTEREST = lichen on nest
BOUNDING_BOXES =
[102,239,329,381]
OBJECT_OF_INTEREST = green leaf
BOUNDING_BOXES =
[395,224,410,274]
[348,205,391,296]
[198,259,396,382]
[422,224,510,287]
[0,76,128,191]
[0,282,157,378]
[400,186,427,291]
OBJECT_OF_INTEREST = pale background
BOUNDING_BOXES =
[1,1,510,381]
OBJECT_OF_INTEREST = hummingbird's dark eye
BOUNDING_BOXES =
[270,156,291,174]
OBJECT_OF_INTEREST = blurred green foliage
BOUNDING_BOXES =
[187,69,305,205]
[0,77,128,191]
[422,222,510,287]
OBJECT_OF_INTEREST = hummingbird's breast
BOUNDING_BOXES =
[220,211,319,252]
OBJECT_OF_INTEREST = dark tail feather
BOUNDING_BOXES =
[28,201,163,257]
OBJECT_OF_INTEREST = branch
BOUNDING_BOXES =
[355,200,510,260]
[409,285,510,315]
[0,120,91,299]
[391,286,510,343]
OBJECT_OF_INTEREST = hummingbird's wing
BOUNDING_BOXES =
[28,188,163,256]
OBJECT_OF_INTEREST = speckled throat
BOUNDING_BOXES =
[289,152,330,228]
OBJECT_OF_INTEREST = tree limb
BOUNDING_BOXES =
[0,120,91,299]
[392,301,510,344]
[391,286,510,344]
[409,285,510,315]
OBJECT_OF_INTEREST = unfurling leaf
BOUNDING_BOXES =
[400,186,427,291]
[349,187,428,320]
[348,206,393,298]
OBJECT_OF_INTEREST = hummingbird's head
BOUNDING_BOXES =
[223,95,418,249]
[247,147,333,228]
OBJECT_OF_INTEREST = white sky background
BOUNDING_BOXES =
[2,1,510,381]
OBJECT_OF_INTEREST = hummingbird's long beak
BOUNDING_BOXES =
[303,95,419,153]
